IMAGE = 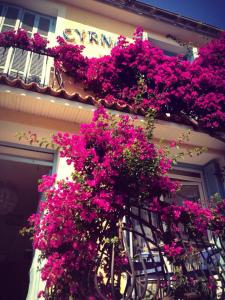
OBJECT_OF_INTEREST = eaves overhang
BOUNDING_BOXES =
[0,75,225,145]
[95,0,223,38]
[0,75,193,126]
[1,80,225,166]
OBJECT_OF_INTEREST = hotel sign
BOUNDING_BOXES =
[63,28,117,48]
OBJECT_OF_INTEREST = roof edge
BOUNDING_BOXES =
[95,0,223,37]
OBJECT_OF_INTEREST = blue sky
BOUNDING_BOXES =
[141,0,225,29]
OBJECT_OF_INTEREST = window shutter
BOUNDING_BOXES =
[10,48,29,78]
[203,160,225,199]
[0,48,9,72]
[28,53,45,83]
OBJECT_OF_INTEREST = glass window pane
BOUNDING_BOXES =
[171,184,200,205]
[38,17,50,36]
[4,7,19,26]
[0,5,3,17]
[1,25,14,32]
[169,169,201,178]
[22,12,35,32]
[163,49,177,57]
[148,36,186,56]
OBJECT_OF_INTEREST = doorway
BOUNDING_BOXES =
[0,152,53,300]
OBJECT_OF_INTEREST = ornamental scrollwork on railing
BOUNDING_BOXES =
[95,204,225,300]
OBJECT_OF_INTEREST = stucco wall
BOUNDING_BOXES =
[4,0,185,57]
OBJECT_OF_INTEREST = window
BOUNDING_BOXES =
[128,166,208,271]
[126,166,212,297]
[131,167,207,253]
[0,142,55,300]
[148,36,194,61]
[0,3,55,85]
[166,167,207,206]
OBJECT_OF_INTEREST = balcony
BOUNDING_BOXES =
[0,47,53,86]
[0,43,98,131]
[0,44,201,127]
[0,41,96,104]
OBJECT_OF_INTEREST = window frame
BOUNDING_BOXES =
[145,31,194,60]
[129,165,209,256]
[0,3,55,85]
[168,165,208,207]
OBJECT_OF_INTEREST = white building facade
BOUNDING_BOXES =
[0,1,224,299]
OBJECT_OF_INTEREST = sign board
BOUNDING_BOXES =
[63,28,117,48]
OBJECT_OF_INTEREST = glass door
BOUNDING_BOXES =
[0,143,55,300]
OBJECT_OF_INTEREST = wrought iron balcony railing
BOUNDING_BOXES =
[99,205,225,300]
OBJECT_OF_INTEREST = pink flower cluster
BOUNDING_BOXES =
[148,197,225,273]
[84,28,225,130]
[30,107,176,299]
[151,198,214,234]
[210,199,225,235]
[38,174,57,192]
[27,108,225,298]
[0,29,49,53]
[182,200,213,233]
[32,32,49,52]
[49,36,87,80]
[0,27,224,129]
[164,242,183,258]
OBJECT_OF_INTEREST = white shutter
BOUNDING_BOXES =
[28,53,45,83]
[0,48,9,72]
[10,48,28,78]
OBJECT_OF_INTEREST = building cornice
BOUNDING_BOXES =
[95,0,223,38]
